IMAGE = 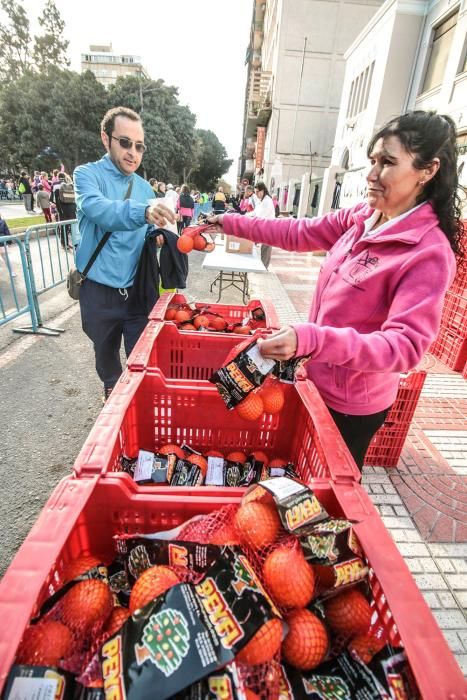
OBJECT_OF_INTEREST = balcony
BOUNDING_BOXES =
[247,70,273,127]
[243,137,256,159]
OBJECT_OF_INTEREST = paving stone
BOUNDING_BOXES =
[362,474,392,484]
[442,630,465,654]
[445,574,467,590]
[429,514,456,543]
[394,505,410,517]
[428,544,467,558]
[368,483,384,494]
[432,609,466,628]
[406,558,424,574]
[455,591,467,608]
[370,494,403,505]
[452,559,467,573]
[405,529,423,542]
[382,483,397,494]
[377,505,396,516]
[437,591,459,608]
[396,542,431,557]
[413,573,448,589]
[381,516,414,530]
[456,654,467,675]
[436,558,456,573]
[419,558,439,573]
[422,590,439,608]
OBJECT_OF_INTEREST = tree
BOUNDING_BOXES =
[33,0,70,72]
[0,0,31,81]
[190,129,233,191]
[0,0,69,82]
[0,68,107,173]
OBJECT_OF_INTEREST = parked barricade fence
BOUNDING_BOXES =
[193,201,212,221]
[0,219,78,336]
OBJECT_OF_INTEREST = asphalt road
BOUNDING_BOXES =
[0,247,244,576]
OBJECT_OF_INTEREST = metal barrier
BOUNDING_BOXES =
[0,219,79,336]
[0,236,38,332]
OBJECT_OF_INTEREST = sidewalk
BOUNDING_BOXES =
[247,245,467,674]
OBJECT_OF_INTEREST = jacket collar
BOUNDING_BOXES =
[352,201,439,247]
[101,153,134,182]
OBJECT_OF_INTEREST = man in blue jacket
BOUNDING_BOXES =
[74,106,174,401]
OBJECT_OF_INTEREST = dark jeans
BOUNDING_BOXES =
[181,215,192,230]
[80,278,148,389]
[261,244,272,269]
[327,405,391,471]
[23,193,33,212]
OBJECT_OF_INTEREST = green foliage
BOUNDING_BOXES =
[0,68,107,172]
[33,0,70,72]
[191,129,233,191]
[0,0,69,82]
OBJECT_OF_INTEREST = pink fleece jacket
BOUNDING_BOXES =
[222,203,456,415]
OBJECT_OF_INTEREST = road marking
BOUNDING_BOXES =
[0,303,79,370]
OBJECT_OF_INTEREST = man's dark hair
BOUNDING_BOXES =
[101,106,141,138]
[21,171,27,177]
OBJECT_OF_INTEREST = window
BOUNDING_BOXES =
[459,37,467,74]
[421,12,459,93]
[346,80,356,118]
[346,61,375,118]
[363,62,375,109]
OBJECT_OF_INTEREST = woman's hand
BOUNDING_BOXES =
[206,213,224,231]
[257,326,298,361]
[146,203,176,228]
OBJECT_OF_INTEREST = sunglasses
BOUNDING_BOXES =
[110,135,146,154]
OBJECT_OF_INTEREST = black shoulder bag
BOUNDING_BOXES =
[67,178,134,300]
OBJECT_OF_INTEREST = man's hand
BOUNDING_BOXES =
[146,203,176,228]
[257,326,298,361]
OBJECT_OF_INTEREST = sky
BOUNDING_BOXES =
[20,0,254,185]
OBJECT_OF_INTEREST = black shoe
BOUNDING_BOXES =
[102,386,114,404]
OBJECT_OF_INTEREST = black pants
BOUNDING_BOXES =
[182,215,192,229]
[327,406,391,471]
[80,278,148,389]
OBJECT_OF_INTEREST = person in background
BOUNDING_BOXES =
[0,214,16,277]
[36,185,52,223]
[165,183,178,210]
[208,111,463,470]
[272,192,280,217]
[212,185,226,214]
[55,172,76,249]
[248,182,276,268]
[240,185,255,214]
[177,184,195,231]
[51,169,60,186]
[40,171,51,193]
[74,106,174,402]
[149,178,158,195]
[18,171,34,213]
[155,182,166,198]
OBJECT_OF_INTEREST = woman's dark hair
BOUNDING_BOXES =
[367,111,464,260]
[181,184,190,194]
[255,181,270,198]
[157,182,165,193]
[149,178,156,186]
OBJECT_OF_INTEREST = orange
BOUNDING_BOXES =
[244,691,260,700]
[206,449,224,458]
[193,234,207,251]
[324,589,372,637]
[177,235,194,253]
[263,545,315,609]
[186,453,208,476]
[209,316,227,331]
[164,307,177,320]
[282,609,328,670]
[16,621,72,666]
[259,383,285,414]
[174,308,192,323]
[103,606,131,638]
[233,324,252,335]
[236,393,264,422]
[250,450,269,467]
[348,632,386,664]
[129,566,180,613]
[234,501,280,549]
[209,522,242,546]
[242,485,274,507]
[268,457,287,469]
[181,323,196,330]
[236,618,282,665]
[60,579,113,632]
[193,314,210,329]
[226,451,247,464]
[62,554,102,583]
[158,443,185,460]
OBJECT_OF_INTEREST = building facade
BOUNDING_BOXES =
[81,44,150,87]
[239,0,383,214]
[319,0,467,215]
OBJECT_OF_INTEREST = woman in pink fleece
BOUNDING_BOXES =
[208,111,464,469]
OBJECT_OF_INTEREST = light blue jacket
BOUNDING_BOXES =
[74,154,153,288]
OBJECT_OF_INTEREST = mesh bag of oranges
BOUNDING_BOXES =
[7,478,418,699]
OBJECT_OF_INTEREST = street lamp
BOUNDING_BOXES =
[138,79,160,114]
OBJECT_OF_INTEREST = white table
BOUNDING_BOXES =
[202,240,267,303]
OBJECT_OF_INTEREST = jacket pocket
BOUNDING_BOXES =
[333,365,369,406]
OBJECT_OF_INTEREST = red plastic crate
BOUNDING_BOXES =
[364,371,426,468]
[127,321,261,374]
[73,369,360,483]
[0,475,465,699]
[430,326,467,372]
[439,291,467,335]
[148,291,281,329]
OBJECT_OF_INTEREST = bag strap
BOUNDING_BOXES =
[81,178,134,278]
